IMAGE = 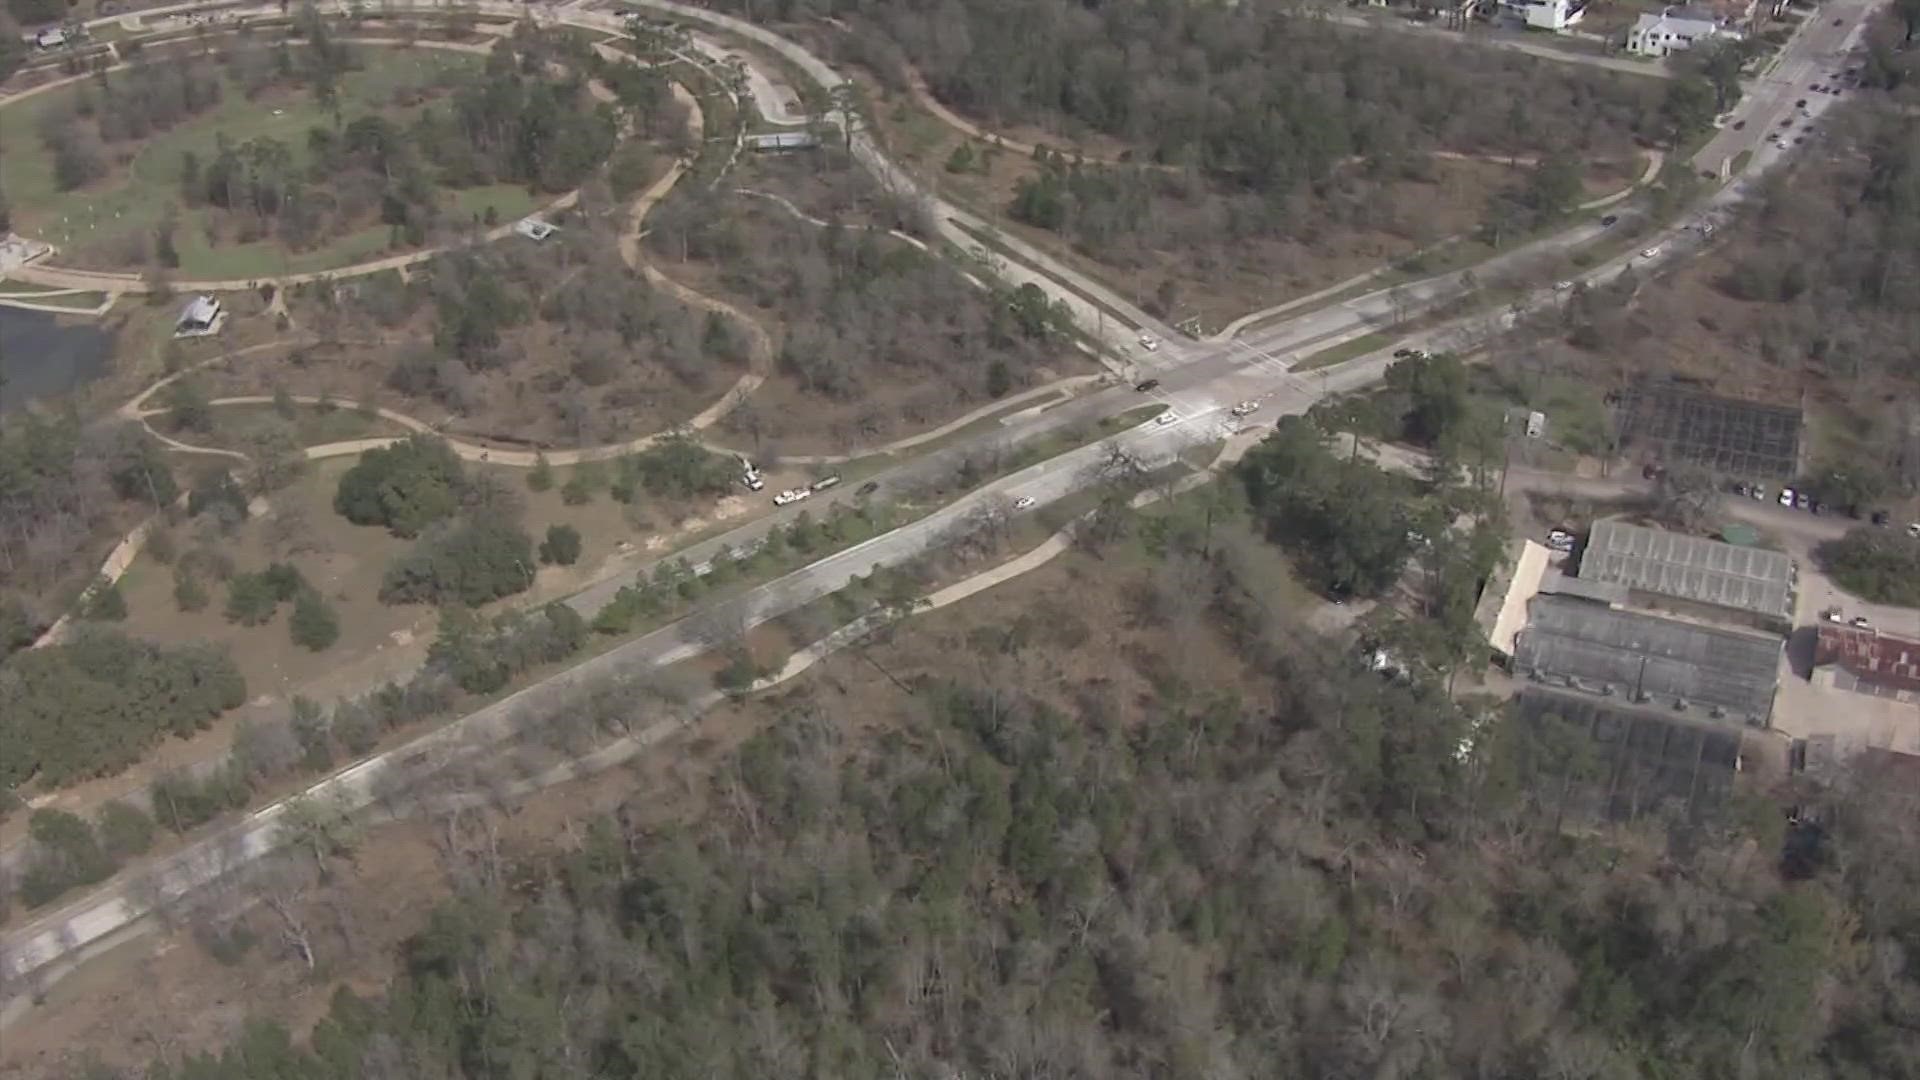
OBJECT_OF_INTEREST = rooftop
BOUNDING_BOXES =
[1634,6,1723,28]
[1513,593,1781,722]
[1816,624,1920,694]
[1579,519,1794,619]
[1475,539,1551,656]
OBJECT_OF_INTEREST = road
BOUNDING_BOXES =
[1316,8,1675,79]
[0,0,1884,1015]
[1692,0,1875,176]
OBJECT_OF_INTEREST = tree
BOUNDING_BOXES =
[539,524,582,566]
[290,589,340,651]
[164,377,214,435]
[172,566,208,613]
[334,436,467,537]
[81,577,127,621]
[225,572,281,626]
[97,801,156,860]
[527,453,554,492]
[379,518,536,607]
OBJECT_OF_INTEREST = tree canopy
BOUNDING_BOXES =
[333,435,467,538]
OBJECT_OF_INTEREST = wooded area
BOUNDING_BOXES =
[120,474,1920,1080]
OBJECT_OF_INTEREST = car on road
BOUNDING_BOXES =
[1600,214,1619,227]
[1640,246,1662,259]
[1138,333,1159,352]
[1013,495,1036,511]
[1733,119,1747,130]
[856,481,879,497]
[1134,378,1161,392]
[1554,280,1574,292]
[773,488,812,506]
[1796,99,1808,108]
[1833,16,1843,24]
[1780,117,1793,128]
[1156,412,1177,425]
[1393,347,1416,358]
[1230,400,1260,417]
[1852,616,1873,629]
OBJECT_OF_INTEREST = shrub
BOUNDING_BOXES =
[1819,528,1920,607]
[290,589,341,651]
[539,524,583,566]
[174,566,210,612]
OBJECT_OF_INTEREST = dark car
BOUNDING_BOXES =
[1733,119,1746,130]
[1133,378,1161,392]
[1796,98,1808,108]
[1873,510,1891,526]
[856,481,879,497]
[1393,348,1416,358]
[1600,214,1619,227]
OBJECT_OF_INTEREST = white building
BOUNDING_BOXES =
[1627,7,1740,57]
[173,295,225,338]
[1504,0,1586,32]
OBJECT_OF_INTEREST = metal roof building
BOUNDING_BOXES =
[1580,519,1794,621]
[1513,594,1781,723]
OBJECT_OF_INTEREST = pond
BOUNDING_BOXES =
[0,306,116,413]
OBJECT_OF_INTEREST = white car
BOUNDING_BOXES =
[1640,246,1662,259]
[773,488,811,506]
[1230,400,1260,417]
[1013,495,1037,511]
[741,473,764,492]
[1138,333,1159,352]
[1778,487,1795,507]
[1156,412,1177,425]
[1553,280,1573,292]
[1907,522,1920,538]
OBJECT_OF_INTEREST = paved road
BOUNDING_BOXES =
[1692,0,1875,176]
[0,0,1879,1014]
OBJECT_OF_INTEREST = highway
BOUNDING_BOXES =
[0,0,1886,1015]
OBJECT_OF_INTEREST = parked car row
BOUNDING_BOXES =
[1821,607,1873,630]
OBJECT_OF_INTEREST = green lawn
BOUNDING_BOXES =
[0,47,523,279]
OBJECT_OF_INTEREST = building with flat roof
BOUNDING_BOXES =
[1513,594,1781,724]
[1580,519,1794,626]
[1476,539,1552,657]
[1815,624,1920,701]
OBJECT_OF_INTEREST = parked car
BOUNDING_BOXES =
[1779,487,1796,507]
[1230,400,1260,417]
[741,473,764,491]
[1156,412,1178,426]
[1546,529,1576,553]
[1640,245,1662,259]
[1852,616,1873,629]
[773,488,811,506]
[1013,495,1037,511]
[1137,333,1159,352]
[1906,522,1920,538]
[810,475,841,492]
[1795,493,1810,510]
[1554,280,1574,292]
[1871,510,1890,526]
[1133,378,1161,392]
[1822,608,1843,624]
[1393,347,1416,358]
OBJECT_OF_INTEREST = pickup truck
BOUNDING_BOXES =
[773,488,812,507]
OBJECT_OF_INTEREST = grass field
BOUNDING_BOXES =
[0,47,537,279]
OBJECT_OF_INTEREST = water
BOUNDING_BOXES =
[0,306,115,413]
